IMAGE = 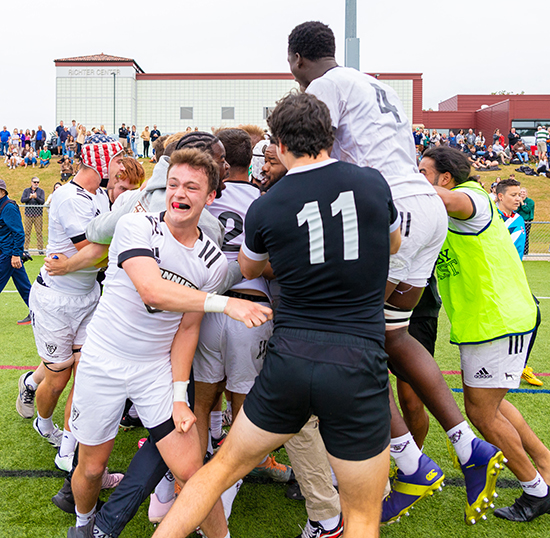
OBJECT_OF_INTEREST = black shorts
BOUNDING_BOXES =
[243,328,390,461]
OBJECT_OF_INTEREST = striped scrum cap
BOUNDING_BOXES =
[81,134,123,180]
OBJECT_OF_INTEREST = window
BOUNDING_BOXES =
[180,107,193,120]
[263,107,275,120]
[222,107,235,120]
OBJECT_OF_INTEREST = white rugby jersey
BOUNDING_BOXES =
[41,180,110,294]
[207,181,270,297]
[307,67,435,200]
[84,212,227,362]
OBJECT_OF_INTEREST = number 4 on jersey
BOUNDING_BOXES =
[297,191,359,265]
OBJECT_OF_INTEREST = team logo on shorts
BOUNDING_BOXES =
[474,367,492,379]
[71,405,80,423]
[505,372,517,380]
[45,343,57,355]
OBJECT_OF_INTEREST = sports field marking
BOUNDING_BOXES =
[441,370,550,376]
[0,365,37,370]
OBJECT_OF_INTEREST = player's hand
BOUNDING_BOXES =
[224,298,273,328]
[172,401,196,434]
[44,253,69,275]
[11,255,22,269]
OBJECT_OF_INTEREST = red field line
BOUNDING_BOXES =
[0,365,37,371]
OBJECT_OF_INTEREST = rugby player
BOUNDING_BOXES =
[67,148,271,537]
[495,179,526,259]
[153,92,401,538]
[29,134,124,473]
[287,21,503,524]
[420,146,550,522]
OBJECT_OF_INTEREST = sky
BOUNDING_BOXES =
[2,0,549,134]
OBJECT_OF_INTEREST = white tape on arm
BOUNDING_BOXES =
[204,292,229,313]
[173,381,190,404]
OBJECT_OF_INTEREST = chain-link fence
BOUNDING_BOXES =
[16,205,550,259]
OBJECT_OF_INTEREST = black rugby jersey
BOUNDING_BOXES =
[243,159,398,343]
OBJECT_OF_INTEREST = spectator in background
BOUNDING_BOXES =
[10,128,21,152]
[69,120,78,139]
[141,126,151,158]
[129,125,138,157]
[119,123,129,150]
[45,182,63,207]
[448,130,457,147]
[7,149,23,169]
[150,124,161,149]
[59,126,70,156]
[76,125,86,159]
[24,147,37,168]
[39,146,51,168]
[20,177,45,252]
[66,136,76,160]
[429,129,440,147]
[492,140,508,165]
[0,127,11,156]
[56,120,64,154]
[35,125,46,152]
[456,129,465,144]
[0,179,33,324]
[466,128,476,145]
[536,155,549,176]
[508,127,520,150]
[99,125,107,135]
[413,127,423,148]
[513,140,529,164]
[20,130,27,149]
[30,129,36,150]
[475,131,485,147]
[517,187,535,256]
[536,126,548,159]
[24,130,32,149]
[60,156,74,183]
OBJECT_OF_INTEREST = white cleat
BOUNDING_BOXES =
[33,418,63,448]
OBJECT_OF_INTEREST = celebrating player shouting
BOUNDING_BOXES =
[67,149,271,538]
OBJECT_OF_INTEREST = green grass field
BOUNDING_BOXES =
[1,259,550,537]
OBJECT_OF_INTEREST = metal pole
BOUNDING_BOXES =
[345,0,360,70]
[113,73,116,136]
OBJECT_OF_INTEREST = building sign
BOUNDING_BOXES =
[56,66,136,79]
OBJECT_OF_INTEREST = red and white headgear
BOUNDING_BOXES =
[81,134,123,180]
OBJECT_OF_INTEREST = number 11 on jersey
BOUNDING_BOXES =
[296,191,359,265]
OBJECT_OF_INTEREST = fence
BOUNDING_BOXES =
[14,205,550,259]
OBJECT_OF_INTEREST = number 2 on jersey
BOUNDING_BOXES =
[296,191,359,265]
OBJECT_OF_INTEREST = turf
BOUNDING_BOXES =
[1,260,550,537]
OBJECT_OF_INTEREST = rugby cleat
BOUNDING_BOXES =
[16,371,36,419]
[55,450,74,473]
[249,455,293,482]
[148,493,175,524]
[461,438,505,525]
[381,454,445,524]
[33,417,63,448]
[521,366,543,387]
[295,514,343,538]
[494,489,550,522]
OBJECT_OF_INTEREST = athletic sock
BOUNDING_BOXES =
[520,472,549,498]
[319,514,340,530]
[75,507,95,527]
[128,404,138,419]
[25,372,39,390]
[155,471,176,503]
[446,421,476,465]
[225,401,232,415]
[59,429,76,458]
[206,431,214,457]
[224,532,230,538]
[258,455,269,466]
[330,466,338,488]
[221,479,242,519]
[37,412,54,435]
[211,411,223,439]
[390,432,422,475]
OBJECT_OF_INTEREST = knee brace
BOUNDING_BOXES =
[384,303,413,331]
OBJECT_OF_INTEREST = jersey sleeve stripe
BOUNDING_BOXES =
[117,248,155,268]
[205,251,222,269]
[241,242,269,262]
[389,213,401,234]
[70,233,87,244]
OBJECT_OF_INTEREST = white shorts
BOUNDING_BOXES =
[193,308,274,394]
[389,193,448,288]
[461,333,533,389]
[70,350,174,446]
[29,281,100,363]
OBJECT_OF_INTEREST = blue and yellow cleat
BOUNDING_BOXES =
[381,454,445,524]
[461,438,506,525]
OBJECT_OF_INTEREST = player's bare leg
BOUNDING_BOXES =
[155,423,229,538]
[463,385,540,482]
[194,380,225,458]
[396,378,429,448]
[72,439,115,515]
[153,410,293,538]
[36,358,73,421]
[499,399,550,484]
[327,446,390,537]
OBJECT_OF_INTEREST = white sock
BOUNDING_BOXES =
[206,430,213,457]
[446,421,476,465]
[59,429,76,458]
[258,455,269,466]
[221,479,242,519]
[330,466,338,488]
[521,472,549,498]
[75,507,95,527]
[225,401,232,415]
[211,411,223,439]
[128,404,138,419]
[37,412,54,435]
[390,432,422,475]
[25,372,39,390]
[224,532,230,538]
[319,514,340,530]
[155,471,176,503]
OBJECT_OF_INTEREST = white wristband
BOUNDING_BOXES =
[204,292,229,313]
[173,381,190,403]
